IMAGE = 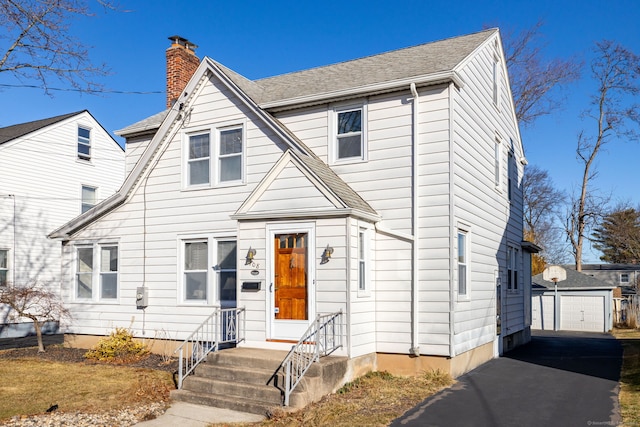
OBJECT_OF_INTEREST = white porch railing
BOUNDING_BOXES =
[280,310,343,406]
[174,306,245,389]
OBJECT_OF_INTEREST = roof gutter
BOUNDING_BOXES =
[260,71,464,112]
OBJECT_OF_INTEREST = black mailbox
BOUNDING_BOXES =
[242,281,261,292]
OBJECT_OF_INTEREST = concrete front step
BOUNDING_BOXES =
[173,347,350,415]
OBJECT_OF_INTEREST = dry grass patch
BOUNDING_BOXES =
[613,328,640,427]
[0,357,173,421]
[212,370,452,427]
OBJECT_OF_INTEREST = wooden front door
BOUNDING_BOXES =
[274,233,308,320]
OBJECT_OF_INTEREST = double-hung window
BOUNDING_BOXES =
[186,125,244,188]
[333,104,366,163]
[620,273,630,284]
[181,237,237,305]
[188,133,210,186]
[457,231,468,296]
[76,244,118,300]
[0,249,8,286]
[494,137,502,189]
[358,229,367,292]
[507,246,518,290]
[81,185,97,214]
[78,126,91,160]
[184,240,208,301]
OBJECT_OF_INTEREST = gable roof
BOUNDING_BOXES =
[0,111,84,145]
[532,268,616,291]
[117,29,497,137]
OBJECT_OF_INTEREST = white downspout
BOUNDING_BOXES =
[410,82,420,357]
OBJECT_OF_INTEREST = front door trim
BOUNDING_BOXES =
[266,222,316,340]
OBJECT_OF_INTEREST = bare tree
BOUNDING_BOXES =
[0,282,71,352]
[522,165,566,273]
[502,20,581,126]
[0,0,118,94]
[567,40,640,271]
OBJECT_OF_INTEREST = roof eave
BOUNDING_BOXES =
[231,208,381,223]
[259,71,464,112]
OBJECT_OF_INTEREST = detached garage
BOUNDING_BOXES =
[532,268,615,333]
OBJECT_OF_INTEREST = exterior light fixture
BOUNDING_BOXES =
[321,245,334,264]
[245,247,256,265]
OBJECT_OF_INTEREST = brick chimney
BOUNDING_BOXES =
[166,35,200,109]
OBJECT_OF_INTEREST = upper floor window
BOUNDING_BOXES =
[0,249,8,286]
[76,243,119,301]
[494,137,502,189]
[185,124,245,188]
[492,51,500,109]
[78,126,91,160]
[358,228,368,292]
[333,104,367,164]
[507,246,519,290]
[508,150,514,202]
[457,231,468,296]
[620,273,630,283]
[81,185,96,214]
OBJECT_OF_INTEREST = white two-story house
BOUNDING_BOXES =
[50,29,533,378]
[0,111,125,335]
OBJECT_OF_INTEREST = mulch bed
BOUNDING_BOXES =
[0,345,179,373]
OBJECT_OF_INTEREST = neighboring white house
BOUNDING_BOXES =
[0,111,125,334]
[532,268,615,333]
[50,29,532,378]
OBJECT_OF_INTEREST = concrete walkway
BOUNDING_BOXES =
[391,331,623,427]
[134,401,264,426]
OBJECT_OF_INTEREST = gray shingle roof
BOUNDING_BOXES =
[532,268,615,290]
[0,111,84,145]
[115,109,170,137]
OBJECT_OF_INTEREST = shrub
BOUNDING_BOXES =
[85,327,149,363]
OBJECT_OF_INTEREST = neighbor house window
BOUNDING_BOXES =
[0,249,8,286]
[184,240,208,301]
[458,231,468,296]
[216,240,237,306]
[188,133,210,186]
[620,273,630,283]
[334,105,366,162]
[78,126,91,160]
[76,244,118,300]
[81,185,96,214]
[218,127,243,182]
[358,229,367,291]
[507,246,519,290]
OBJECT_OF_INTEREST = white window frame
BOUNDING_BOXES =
[81,185,97,214]
[178,234,237,306]
[0,248,9,286]
[357,227,371,297]
[74,243,119,302]
[183,122,246,190]
[507,245,519,291]
[330,102,368,165]
[508,150,514,202]
[457,228,469,299]
[620,273,630,284]
[78,125,91,161]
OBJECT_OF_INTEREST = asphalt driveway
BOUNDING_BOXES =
[391,331,622,427]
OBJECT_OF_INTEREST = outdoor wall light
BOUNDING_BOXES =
[245,247,256,265]
[321,245,334,264]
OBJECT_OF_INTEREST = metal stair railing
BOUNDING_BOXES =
[174,306,246,389]
[280,310,343,406]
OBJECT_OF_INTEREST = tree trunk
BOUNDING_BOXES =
[33,319,45,353]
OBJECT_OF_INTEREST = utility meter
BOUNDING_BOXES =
[136,287,148,309]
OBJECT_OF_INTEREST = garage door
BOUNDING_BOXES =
[531,295,555,330]
[560,295,605,332]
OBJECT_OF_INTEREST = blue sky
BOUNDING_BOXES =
[2,0,639,261]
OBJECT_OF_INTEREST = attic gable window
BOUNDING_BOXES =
[218,126,243,182]
[332,104,367,164]
[78,126,91,160]
[188,133,211,186]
